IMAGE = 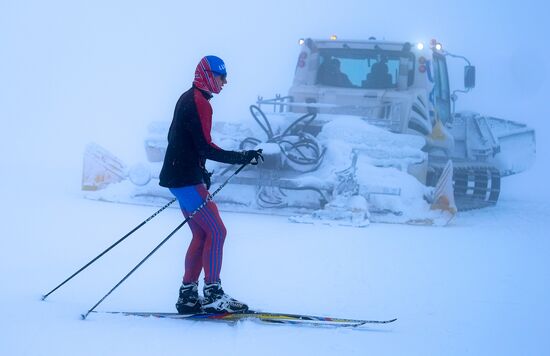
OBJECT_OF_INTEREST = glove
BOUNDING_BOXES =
[242,149,264,165]
[201,168,212,190]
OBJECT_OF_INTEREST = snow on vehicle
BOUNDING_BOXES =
[82,37,535,226]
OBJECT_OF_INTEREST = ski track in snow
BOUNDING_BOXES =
[1,187,549,355]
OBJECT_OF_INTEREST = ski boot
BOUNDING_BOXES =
[202,281,249,313]
[175,281,203,314]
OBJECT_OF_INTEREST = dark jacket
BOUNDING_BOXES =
[159,86,245,188]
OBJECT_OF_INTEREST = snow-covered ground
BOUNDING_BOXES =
[2,1,550,355]
[1,150,549,355]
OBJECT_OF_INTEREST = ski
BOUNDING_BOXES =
[96,311,396,328]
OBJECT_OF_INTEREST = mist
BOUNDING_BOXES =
[1,0,548,196]
[1,2,550,354]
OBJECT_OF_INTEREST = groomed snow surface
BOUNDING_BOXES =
[1,166,549,355]
[2,0,549,353]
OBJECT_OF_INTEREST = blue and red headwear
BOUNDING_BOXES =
[193,55,227,94]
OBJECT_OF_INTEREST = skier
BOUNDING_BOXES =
[159,55,263,314]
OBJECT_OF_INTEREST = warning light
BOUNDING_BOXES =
[330,35,337,41]
[416,42,424,50]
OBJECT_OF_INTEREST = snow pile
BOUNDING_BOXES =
[316,116,426,170]
[309,116,445,224]
[82,112,454,225]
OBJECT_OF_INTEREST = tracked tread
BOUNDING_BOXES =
[428,162,500,211]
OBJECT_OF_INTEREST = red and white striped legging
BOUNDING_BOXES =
[169,184,226,284]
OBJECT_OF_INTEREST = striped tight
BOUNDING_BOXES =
[169,184,226,284]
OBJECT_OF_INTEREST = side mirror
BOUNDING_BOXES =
[464,65,476,89]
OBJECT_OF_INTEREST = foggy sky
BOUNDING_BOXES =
[1,0,548,198]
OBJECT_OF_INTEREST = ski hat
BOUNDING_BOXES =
[193,55,227,94]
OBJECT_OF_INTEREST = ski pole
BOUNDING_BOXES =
[81,161,251,319]
[42,198,177,301]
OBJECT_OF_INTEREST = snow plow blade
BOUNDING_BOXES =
[82,143,127,191]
